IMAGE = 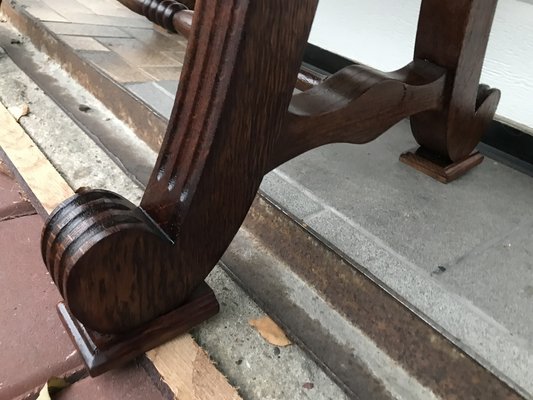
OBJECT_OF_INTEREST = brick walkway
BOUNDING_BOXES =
[0,157,171,399]
[2,0,532,398]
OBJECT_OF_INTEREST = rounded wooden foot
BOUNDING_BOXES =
[42,189,195,334]
[58,282,219,376]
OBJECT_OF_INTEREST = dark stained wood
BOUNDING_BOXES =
[116,1,499,178]
[400,148,484,184]
[269,60,446,170]
[115,0,318,92]
[116,0,188,32]
[117,0,192,35]
[410,0,500,166]
[43,0,319,335]
[57,283,219,376]
[41,0,501,374]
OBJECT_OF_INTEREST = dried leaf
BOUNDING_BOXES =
[36,384,51,400]
[36,377,69,400]
[8,103,30,122]
[249,316,292,347]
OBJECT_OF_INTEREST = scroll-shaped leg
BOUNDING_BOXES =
[42,0,318,375]
[403,0,501,182]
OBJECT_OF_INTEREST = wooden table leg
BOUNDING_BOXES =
[402,0,501,182]
[42,0,319,375]
[41,0,503,375]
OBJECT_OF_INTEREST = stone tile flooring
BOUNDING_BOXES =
[23,0,183,117]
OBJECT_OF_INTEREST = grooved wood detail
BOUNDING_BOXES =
[43,0,320,337]
[38,0,501,375]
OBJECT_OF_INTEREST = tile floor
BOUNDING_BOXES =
[20,0,184,118]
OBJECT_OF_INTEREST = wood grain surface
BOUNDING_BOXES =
[0,99,241,398]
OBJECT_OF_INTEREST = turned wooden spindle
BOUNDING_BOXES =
[42,0,501,375]
[117,0,193,35]
[119,0,500,182]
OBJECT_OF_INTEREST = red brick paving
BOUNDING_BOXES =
[0,163,84,399]
[55,363,168,400]
[0,162,171,399]
[0,0,191,395]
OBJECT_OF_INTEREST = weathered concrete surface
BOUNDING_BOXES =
[268,127,533,396]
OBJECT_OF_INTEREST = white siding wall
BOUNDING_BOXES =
[309,0,533,133]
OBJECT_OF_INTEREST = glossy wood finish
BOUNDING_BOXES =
[117,0,192,35]
[41,0,501,374]
[269,60,446,170]
[58,283,218,376]
[400,148,485,184]
[411,0,501,163]
[43,0,318,334]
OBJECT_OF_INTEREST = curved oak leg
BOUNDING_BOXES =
[42,0,502,375]
[404,0,501,182]
[42,0,318,375]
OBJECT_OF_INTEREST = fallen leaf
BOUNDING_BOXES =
[36,384,51,400]
[303,382,314,390]
[8,103,30,122]
[36,377,69,400]
[249,316,292,347]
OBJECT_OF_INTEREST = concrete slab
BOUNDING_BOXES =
[196,267,349,400]
[273,122,533,272]
[0,45,145,205]
[262,123,533,395]
[439,220,533,344]
[260,172,324,220]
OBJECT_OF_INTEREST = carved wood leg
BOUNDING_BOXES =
[41,0,503,376]
[42,0,318,375]
[402,0,501,182]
